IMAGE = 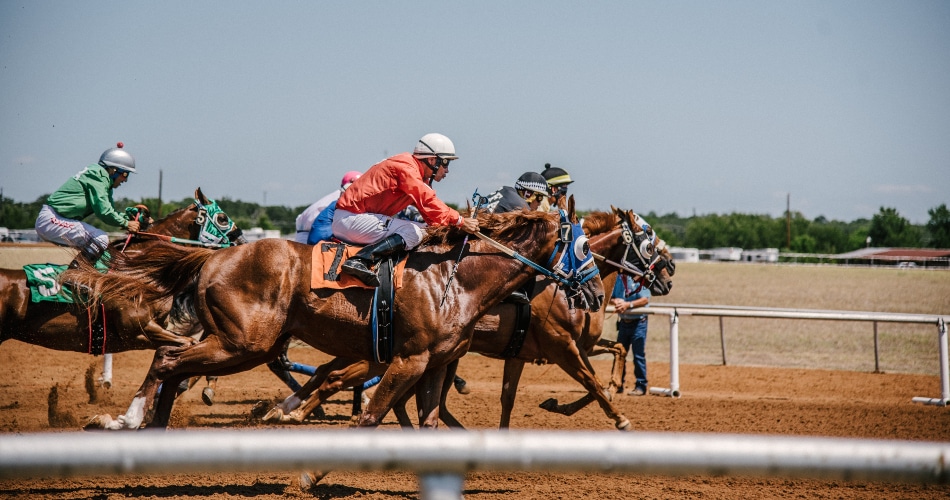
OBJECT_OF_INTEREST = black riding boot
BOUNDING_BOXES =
[341,234,407,287]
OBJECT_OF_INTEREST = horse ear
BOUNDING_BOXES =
[195,187,209,205]
[567,195,577,223]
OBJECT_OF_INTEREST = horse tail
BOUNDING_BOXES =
[61,241,215,312]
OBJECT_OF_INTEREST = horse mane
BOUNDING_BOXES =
[420,209,556,248]
[581,211,619,238]
[61,241,213,311]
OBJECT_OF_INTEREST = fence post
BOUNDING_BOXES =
[913,318,949,407]
[873,321,880,373]
[650,310,680,398]
[419,471,464,500]
[719,316,727,366]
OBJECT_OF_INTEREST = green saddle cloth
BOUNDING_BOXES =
[24,257,109,303]
[23,264,73,303]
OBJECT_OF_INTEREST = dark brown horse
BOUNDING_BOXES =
[0,188,245,355]
[68,197,603,430]
[262,207,674,430]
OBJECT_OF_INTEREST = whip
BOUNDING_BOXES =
[440,190,486,307]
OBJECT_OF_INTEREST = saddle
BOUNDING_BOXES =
[310,242,406,290]
[310,241,407,363]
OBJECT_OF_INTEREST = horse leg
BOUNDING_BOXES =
[85,344,183,430]
[356,354,429,428]
[537,342,631,431]
[414,364,448,429]
[391,390,415,428]
[499,359,526,429]
[288,359,376,423]
[591,338,627,395]
[437,359,464,429]
[99,353,113,389]
[201,376,218,406]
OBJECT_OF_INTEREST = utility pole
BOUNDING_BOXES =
[157,169,163,218]
[786,193,791,249]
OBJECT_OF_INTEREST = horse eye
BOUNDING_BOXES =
[215,213,230,225]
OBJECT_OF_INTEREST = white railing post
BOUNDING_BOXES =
[913,318,949,407]
[651,309,680,398]
[419,471,464,500]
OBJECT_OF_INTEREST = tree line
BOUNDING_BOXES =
[2,192,948,252]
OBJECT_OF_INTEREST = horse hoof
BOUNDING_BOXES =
[201,387,215,406]
[84,414,119,431]
[261,407,285,423]
[616,418,632,431]
[97,377,113,390]
[299,470,327,489]
[538,398,559,412]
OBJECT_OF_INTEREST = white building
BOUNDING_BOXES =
[669,247,700,263]
[741,248,779,263]
[702,247,743,261]
[242,227,282,242]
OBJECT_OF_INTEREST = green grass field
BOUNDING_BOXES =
[608,262,950,375]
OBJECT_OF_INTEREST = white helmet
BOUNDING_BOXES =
[413,133,458,160]
[98,142,136,173]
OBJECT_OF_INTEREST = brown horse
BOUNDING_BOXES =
[68,197,603,430]
[262,207,674,430]
[0,188,245,355]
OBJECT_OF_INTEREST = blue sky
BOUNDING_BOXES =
[2,1,948,224]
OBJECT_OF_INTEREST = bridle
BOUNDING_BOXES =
[134,199,244,249]
[590,214,662,287]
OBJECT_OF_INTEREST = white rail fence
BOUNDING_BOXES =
[619,303,950,406]
[2,430,949,498]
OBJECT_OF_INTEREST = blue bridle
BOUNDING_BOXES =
[480,209,598,292]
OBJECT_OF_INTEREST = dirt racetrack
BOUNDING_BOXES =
[2,341,949,499]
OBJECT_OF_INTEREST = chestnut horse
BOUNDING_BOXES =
[0,188,245,356]
[262,207,674,430]
[68,197,603,430]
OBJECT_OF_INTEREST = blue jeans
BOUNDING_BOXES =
[617,316,648,391]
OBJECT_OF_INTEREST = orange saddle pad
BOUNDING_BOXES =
[310,241,406,290]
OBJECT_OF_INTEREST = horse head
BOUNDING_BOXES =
[584,207,674,296]
[143,188,247,247]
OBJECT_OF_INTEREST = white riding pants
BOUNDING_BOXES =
[35,204,109,253]
[331,209,426,249]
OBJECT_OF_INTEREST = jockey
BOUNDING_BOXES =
[34,142,142,256]
[333,133,479,287]
[483,172,550,214]
[540,162,574,211]
[295,170,362,244]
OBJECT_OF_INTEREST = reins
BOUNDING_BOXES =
[131,232,232,248]
[472,229,590,291]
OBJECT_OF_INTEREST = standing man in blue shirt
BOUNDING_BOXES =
[611,274,651,395]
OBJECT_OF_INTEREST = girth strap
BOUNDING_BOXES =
[500,297,532,359]
[373,257,397,364]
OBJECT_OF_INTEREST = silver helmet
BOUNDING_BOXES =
[98,142,136,173]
